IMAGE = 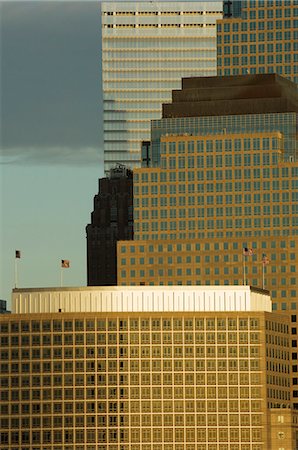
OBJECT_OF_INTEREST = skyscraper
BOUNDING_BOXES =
[101,1,223,172]
[217,0,298,83]
[116,73,298,401]
[86,166,133,286]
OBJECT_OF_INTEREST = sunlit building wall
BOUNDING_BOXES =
[1,286,298,449]
[117,73,298,401]
[101,1,223,172]
[217,0,298,83]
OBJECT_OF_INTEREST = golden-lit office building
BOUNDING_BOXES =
[117,75,298,305]
[117,73,298,400]
[1,285,298,449]
[217,0,298,84]
[118,130,296,290]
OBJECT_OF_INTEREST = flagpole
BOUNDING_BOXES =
[14,258,18,288]
[60,267,63,287]
[262,262,265,290]
[243,255,246,286]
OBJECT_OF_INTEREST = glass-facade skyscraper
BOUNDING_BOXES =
[101,1,223,173]
[217,0,298,83]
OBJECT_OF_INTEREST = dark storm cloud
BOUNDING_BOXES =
[1,1,102,164]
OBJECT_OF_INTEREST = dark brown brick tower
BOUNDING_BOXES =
[86,165,133,285]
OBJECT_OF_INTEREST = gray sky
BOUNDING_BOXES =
[1,0,102,165]
[1,1,104,305]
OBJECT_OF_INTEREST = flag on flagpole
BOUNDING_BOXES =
[262,254,270,265]
[61,260,70,268]
[15,250,21,259]
[243,247,253,256]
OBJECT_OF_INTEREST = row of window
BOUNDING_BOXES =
[159,137,281,155]
[1,385,263,404]
[219,55,297,66]
[1,396,264,411]
[246,0,297,7]
[121,240,296,253]
[120,266,296,283]
[219,42,298,54]
[135,192,297,207]
[218,30,298,44]
[104,11,221,16]
[136,217,297,231]
[4,326,269,347]
[219,57,297,69]
[138,182,285,195]
[139,167,295,184]
[0,317,264,333]
[0,445,265,450]
[0,428,264,445]
[121,252,296,268]
[158,159,283,172]
[219,17,298,34]
[0,412,264,429]
[1,371,260,388]
[104,23,216,29]
[1,342,264,361]
[136,230,297,241]
[137,181,297,195]
[136,206,297,221]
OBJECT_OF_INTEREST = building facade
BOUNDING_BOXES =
[143,73,297,167]
[101,1,223,172]
[1,285,297,449]
[217,0,298,84]
[117,73,298,400]
[86,166,133,286]
[119,130,298,298]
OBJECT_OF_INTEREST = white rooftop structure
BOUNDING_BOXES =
[12,285,271,314]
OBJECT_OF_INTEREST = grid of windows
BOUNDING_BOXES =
[217,0,298,84]
[136,132,290,240]
[101,1,222,171]
[150,112,297,167]
[0,313,292,449]
[119,133,298,310]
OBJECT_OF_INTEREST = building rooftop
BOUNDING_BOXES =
[163,73,298,118]
[12,285,271,314]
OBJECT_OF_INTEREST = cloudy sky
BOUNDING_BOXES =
[1,1,103,306]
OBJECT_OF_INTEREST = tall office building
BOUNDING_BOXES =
[1,285,298,449]
[217,0,298,83]
[101,1,223,173]
[117,73,298,400]
[86,166,133,286]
